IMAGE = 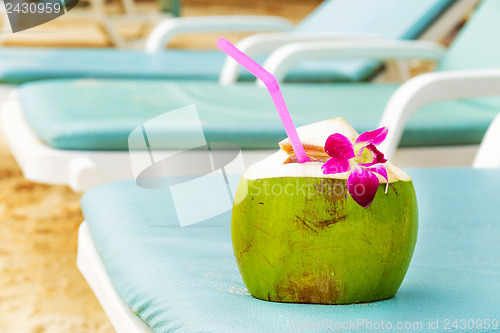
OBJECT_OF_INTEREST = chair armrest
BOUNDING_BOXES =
[261,39,445,84]
[219,32,381,85]
[474,114,500,168]
[145,15,294,53]
[377,69,500,161]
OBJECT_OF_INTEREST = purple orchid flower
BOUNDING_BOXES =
[321,127,389,208]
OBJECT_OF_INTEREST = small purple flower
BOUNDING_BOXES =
[321,127,389,208]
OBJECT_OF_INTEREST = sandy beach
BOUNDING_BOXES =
[0,1,320,332]
[0,130,111,332]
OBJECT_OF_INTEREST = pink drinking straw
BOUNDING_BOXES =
[216,37,309,163]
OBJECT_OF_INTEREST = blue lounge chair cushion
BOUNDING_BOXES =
[0,49,228,84]
[0,0,454,84]
[81,168,500,332]
[438,0,500,73]
[436,0,500,110]
[286,0,455,82]
[19,79,500,150]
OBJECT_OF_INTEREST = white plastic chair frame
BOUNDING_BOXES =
[258,39,446,85]
[475,113,500,168]
[218,32,383,85]
[145,15,294,53]
[377,69,500,168]
[0,0,132,47]
[0,0,174,48]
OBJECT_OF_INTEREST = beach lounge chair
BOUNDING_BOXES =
[1,0,498,191]
[76,110,500,332]
[0,0,177,48]
[0,0,469,85]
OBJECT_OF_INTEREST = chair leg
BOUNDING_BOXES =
[69,158,103,191]
[473,114,500,169]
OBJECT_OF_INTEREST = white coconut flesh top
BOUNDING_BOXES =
[244,118,410,183]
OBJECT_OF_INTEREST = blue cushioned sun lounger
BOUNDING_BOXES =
[1,0,496,191]
[78,167,500,332]
[12,0,500,151]
[0,0,455,84]
[16,80,499,150]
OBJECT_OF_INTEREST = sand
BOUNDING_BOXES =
[0,1,320,332]
[0,131,114,333]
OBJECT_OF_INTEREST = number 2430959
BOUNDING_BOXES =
[5,2,62,14]
[443,319,498,330]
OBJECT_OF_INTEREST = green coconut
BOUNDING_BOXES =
[231,118,418,305]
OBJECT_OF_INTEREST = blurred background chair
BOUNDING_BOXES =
[0,0,497,191]
[0,0,469,85]
[0,0,180,48]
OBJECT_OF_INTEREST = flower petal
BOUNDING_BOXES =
[368,164,389,193]
[347,167,380,208]
[322,157,351,175]
[324,133,355,159]
[357,144,387,167]
[354,127,388,148]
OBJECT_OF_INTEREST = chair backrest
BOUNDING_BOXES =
[437,0,500,109]
[438,0,500,72]
[292,0,454,81]
[294,0,454,39]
